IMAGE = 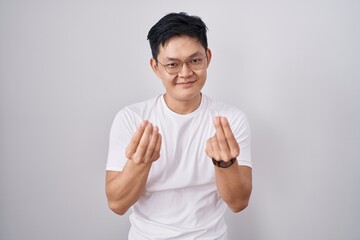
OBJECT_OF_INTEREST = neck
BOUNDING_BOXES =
[163,93,202,114]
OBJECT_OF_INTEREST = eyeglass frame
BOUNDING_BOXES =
[156,53,208,75]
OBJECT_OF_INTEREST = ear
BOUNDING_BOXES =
[150,58,162,79]
[206,48,212,67]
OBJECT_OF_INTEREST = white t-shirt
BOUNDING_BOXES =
[106,94,252,240]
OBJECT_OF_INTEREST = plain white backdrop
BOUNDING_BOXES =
[1,0,359,239]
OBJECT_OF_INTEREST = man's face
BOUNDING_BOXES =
[151,35,211,108]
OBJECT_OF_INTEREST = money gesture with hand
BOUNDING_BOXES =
[125,121,162,164]
[205,116,240,163]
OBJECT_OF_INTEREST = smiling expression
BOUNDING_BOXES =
[151,35,212,114]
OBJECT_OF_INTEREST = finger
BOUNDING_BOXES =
[144,126,159,162]
[132,123,153,162]
[205,138,214,158]
[126,121,148,158]
[220,117,235,140]
[210,137,222,160]
[151,133,162,161]
[220,117,240,157]
[214,116,230,152]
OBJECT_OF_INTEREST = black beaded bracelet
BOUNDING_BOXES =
[212,158,236,168]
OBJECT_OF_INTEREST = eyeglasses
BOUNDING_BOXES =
[157,54,208,75]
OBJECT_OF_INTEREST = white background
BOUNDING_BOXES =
[1,0,359,239]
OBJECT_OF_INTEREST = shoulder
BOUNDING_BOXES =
[202,94,247,120]
[114,95,162,120]
[109,96,162,133]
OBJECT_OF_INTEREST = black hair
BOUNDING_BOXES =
[147,12,208,60]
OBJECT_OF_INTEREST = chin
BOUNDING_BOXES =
[177,91,202,102]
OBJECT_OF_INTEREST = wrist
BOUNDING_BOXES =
[212,158,236,168]
[126,159,152,171]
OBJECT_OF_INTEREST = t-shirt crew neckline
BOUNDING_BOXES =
[160,93,204,119]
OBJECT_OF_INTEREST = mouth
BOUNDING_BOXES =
[176,80,197,88]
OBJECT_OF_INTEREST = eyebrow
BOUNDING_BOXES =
[164,52,204,62]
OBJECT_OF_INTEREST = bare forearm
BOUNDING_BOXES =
[214,164,252,212]
[106,121,162,215]
[106,160,152,215]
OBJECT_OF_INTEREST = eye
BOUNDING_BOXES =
[190,58,203,64]
[166,62,179,68]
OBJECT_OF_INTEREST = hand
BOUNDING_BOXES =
[205,116,239,162]
[125,121,162,164]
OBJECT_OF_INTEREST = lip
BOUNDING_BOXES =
[176,80,197,88]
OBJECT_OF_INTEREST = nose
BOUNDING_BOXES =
[177,62,193,78]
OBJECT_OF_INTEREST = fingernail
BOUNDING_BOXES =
[139,121,146,128]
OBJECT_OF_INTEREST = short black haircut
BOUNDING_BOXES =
[147,12,208,60]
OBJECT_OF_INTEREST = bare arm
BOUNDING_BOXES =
[214,164,252,212]
[105,121,162,215]
[206,117,252,212]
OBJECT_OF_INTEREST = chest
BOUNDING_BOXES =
[145,114,216,192]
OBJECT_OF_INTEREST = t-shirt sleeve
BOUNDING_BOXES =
[230,110,252,168]
[106,108,139,171]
